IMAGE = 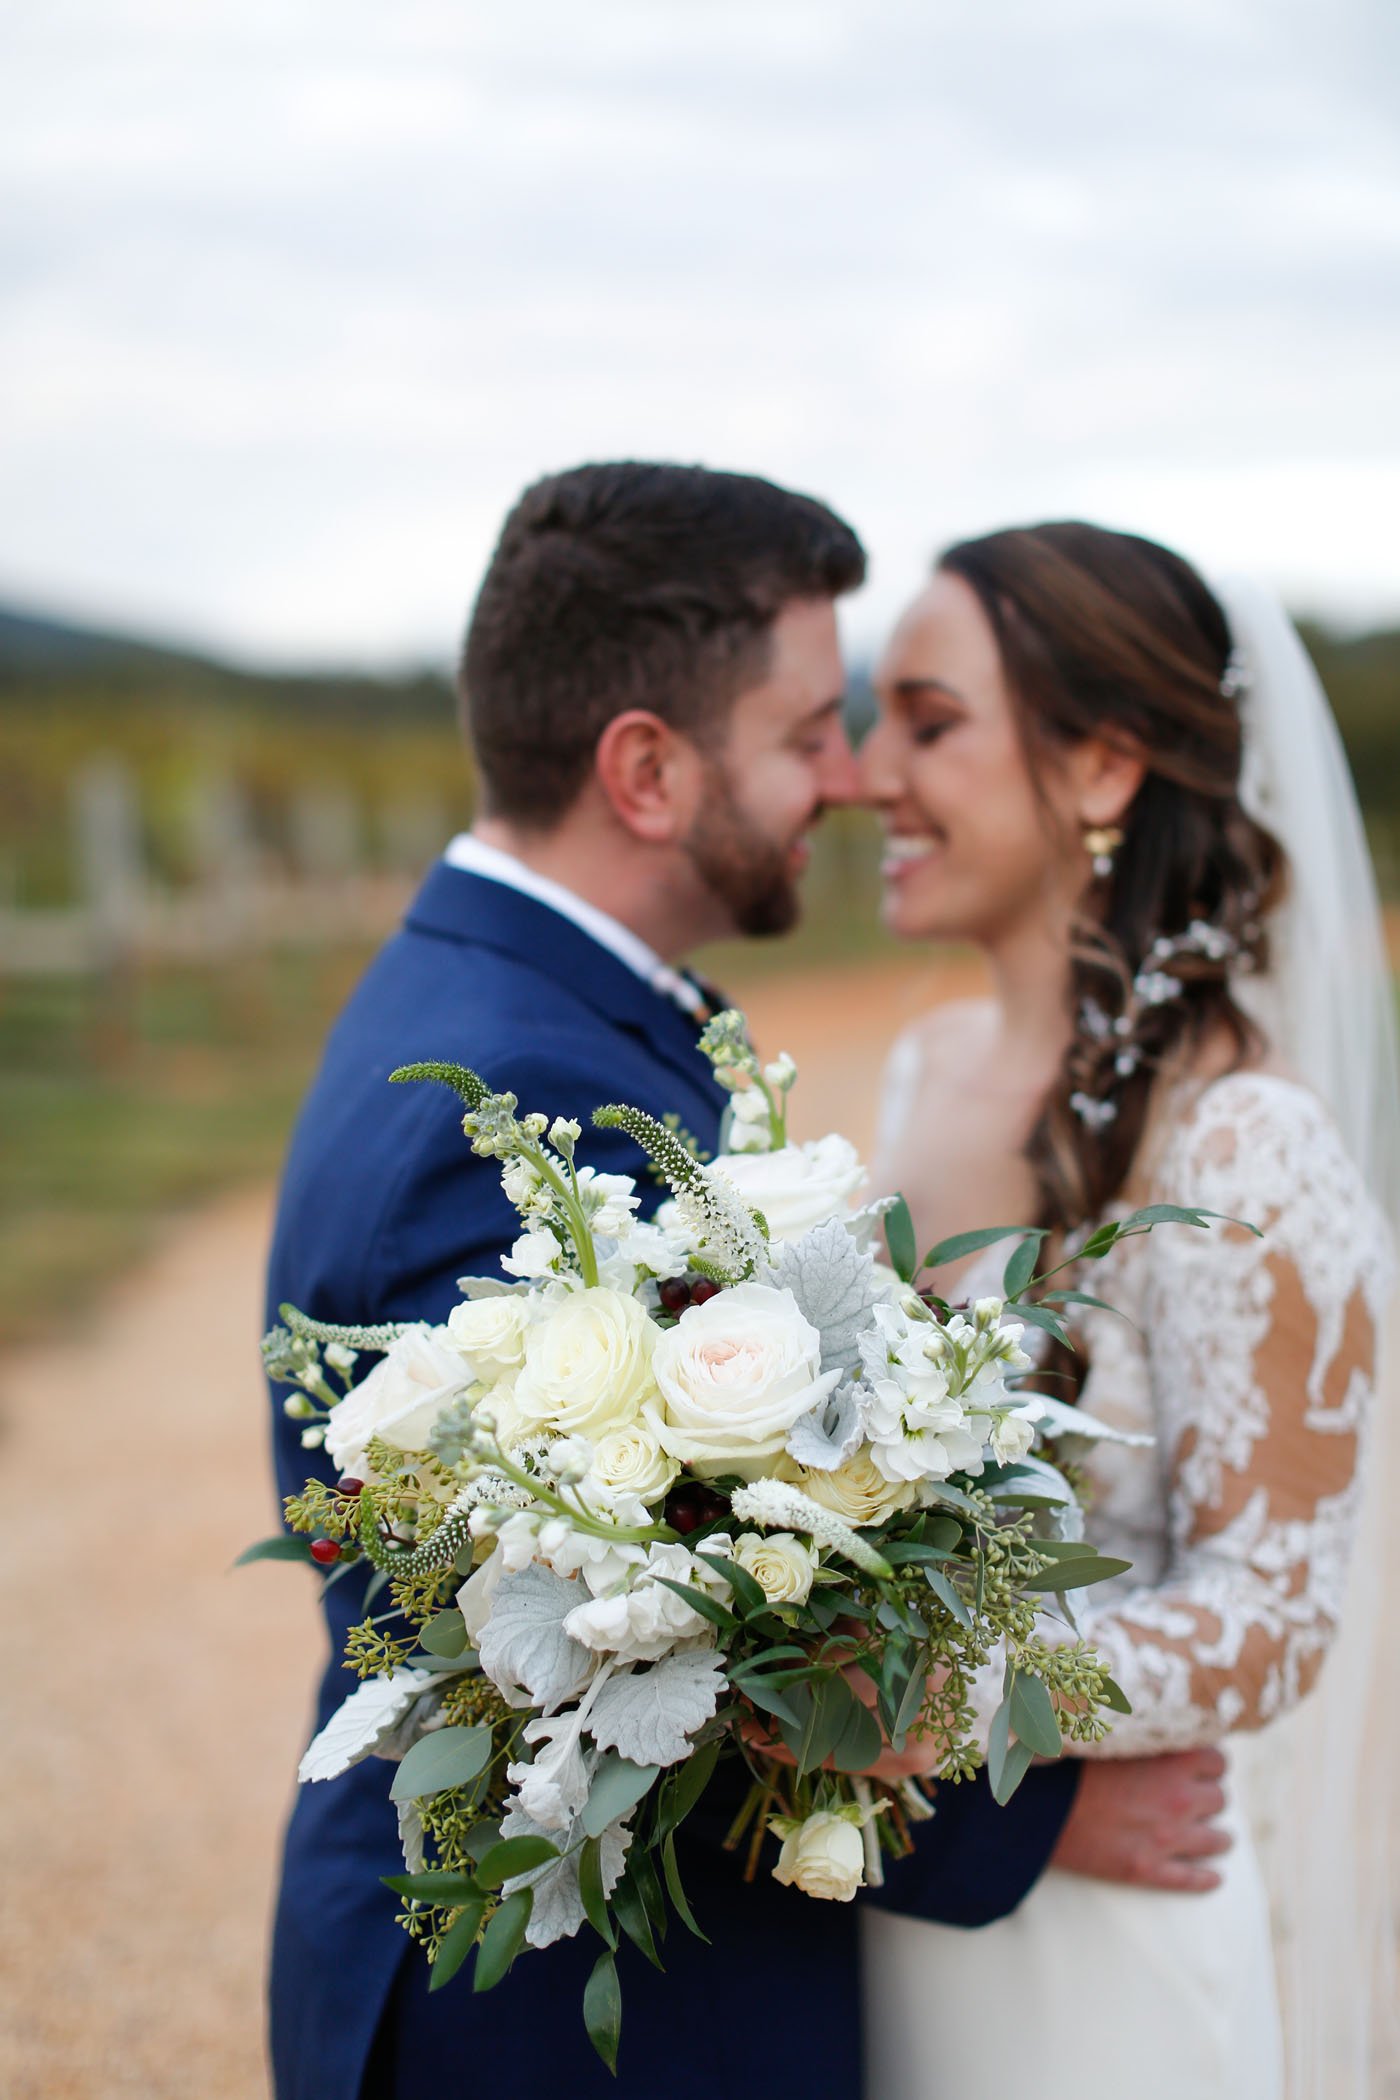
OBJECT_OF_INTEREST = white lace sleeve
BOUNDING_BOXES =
[1068,1075,1391,1756]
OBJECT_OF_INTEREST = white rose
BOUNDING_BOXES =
[512,1287,658,1439]
[733,1529,816,1605]
[771,1810,866,1901]
[590,1422,680,1506]
[647,1282,840,1481]
[324,1325,468,1479]
[713,1134,867,1241]
[799,1448,917,1527]
[446,1295,532,1382]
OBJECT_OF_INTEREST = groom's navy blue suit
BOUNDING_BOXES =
[266,862,1079,2100]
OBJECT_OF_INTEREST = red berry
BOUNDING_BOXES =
[670,1503,701,1535]
[310,1538,342,1566]
[657,1278,691,1315]
[689,1278,722,1305]
[336,1476,366,1498]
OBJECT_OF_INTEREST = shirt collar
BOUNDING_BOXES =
[441,833,706,1015]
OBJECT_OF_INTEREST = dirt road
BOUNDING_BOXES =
[0,958,949,2100]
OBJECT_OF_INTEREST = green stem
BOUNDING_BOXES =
[521,1142,599,1288]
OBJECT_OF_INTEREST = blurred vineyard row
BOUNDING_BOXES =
[0,601,1395,1346]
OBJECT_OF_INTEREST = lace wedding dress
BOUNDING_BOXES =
[862,1067,1393,2100]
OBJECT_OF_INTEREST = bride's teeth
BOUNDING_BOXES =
[883,838,935,864]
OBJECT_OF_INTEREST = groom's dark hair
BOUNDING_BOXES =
[460,461,866,823]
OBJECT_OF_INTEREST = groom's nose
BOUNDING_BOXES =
[816,725,864,808]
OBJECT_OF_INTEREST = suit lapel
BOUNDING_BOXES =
[404,863,724,1104]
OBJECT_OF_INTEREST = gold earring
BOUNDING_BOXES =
[1084,824,1124,878]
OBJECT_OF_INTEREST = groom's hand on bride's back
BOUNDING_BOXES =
[1051,1748,1232,1893]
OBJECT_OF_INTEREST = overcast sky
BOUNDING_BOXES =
[4,0,1399,668]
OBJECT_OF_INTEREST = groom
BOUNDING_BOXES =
[266,461,1231,2100]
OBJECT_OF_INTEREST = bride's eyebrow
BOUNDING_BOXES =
[892,677,965,704]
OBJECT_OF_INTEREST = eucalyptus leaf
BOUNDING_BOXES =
[1023,1552,1130,1593]
[419,1609,468,1660]
[299,1668,436,1784]
[427,1899,487,1992]
[582,1754,661,1841]
[472,1888,532,1992]
[661,1735,721,1833]
[1009,1671,1063,1759]
[924,1565,972,1630]
[382,1869,483,1906]
[388,1724,494,1804]
[1011,1301,1072,1348]
[649,1576,739,1634]
[475,1833,560,1888]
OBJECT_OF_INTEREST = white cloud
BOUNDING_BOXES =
[2,0,1398,662]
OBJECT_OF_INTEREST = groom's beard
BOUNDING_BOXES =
[684,760,809,938]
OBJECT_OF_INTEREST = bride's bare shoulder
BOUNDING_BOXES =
[889,998,998,1075]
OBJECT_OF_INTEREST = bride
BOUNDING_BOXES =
[855,523,1398,2100]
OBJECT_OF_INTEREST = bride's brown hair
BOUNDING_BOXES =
[938,521,1287,1239]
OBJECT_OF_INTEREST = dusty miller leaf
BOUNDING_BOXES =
[397,1798,427,1875]
[766,1217,885,1376]
[297,1668,434,1782]
[785,1378,865,1470]
[499,1800,632,1949]
[587,1650,726,1767]
[477,1563,598,1712]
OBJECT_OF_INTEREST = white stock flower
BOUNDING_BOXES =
[859,1303,985,1486]
[798,1447,917,1527]
[562,1541,723,1663]
[324,1326,469,1479]
[647,1282,839,1480]
[589,1422,679,1506]
[446,1295,533,1382]
[513,1287,658,1439]
[990,1406,1037,1466]
[733,1529,816,1605]
[575,1167,642,1238]
[763,1053,797,1090]
[771,1810,866,1901]
[502,1227,564,1280]
[714,1134,867,1242]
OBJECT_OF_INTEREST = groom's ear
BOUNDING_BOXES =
[593,709,704,844]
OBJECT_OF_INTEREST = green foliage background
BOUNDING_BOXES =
[0,606,1395,1345]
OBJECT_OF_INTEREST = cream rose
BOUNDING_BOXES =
[799,1447,918,1527]
[647,1282,839,1480]
[712,1134,867,1242]
[512,1287,658,1439]
[324,1325,468,1479]
[445,1294,532,1382]
[733,1529,816,1605]
[771,1810,865,1901]
[589,1422,679,1506]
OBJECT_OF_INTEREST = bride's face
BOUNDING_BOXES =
[861,571,1085,946]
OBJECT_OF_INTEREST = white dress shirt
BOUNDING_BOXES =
[441,832,706,1016]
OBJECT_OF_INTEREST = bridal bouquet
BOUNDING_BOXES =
[258,1013,1199,2067]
